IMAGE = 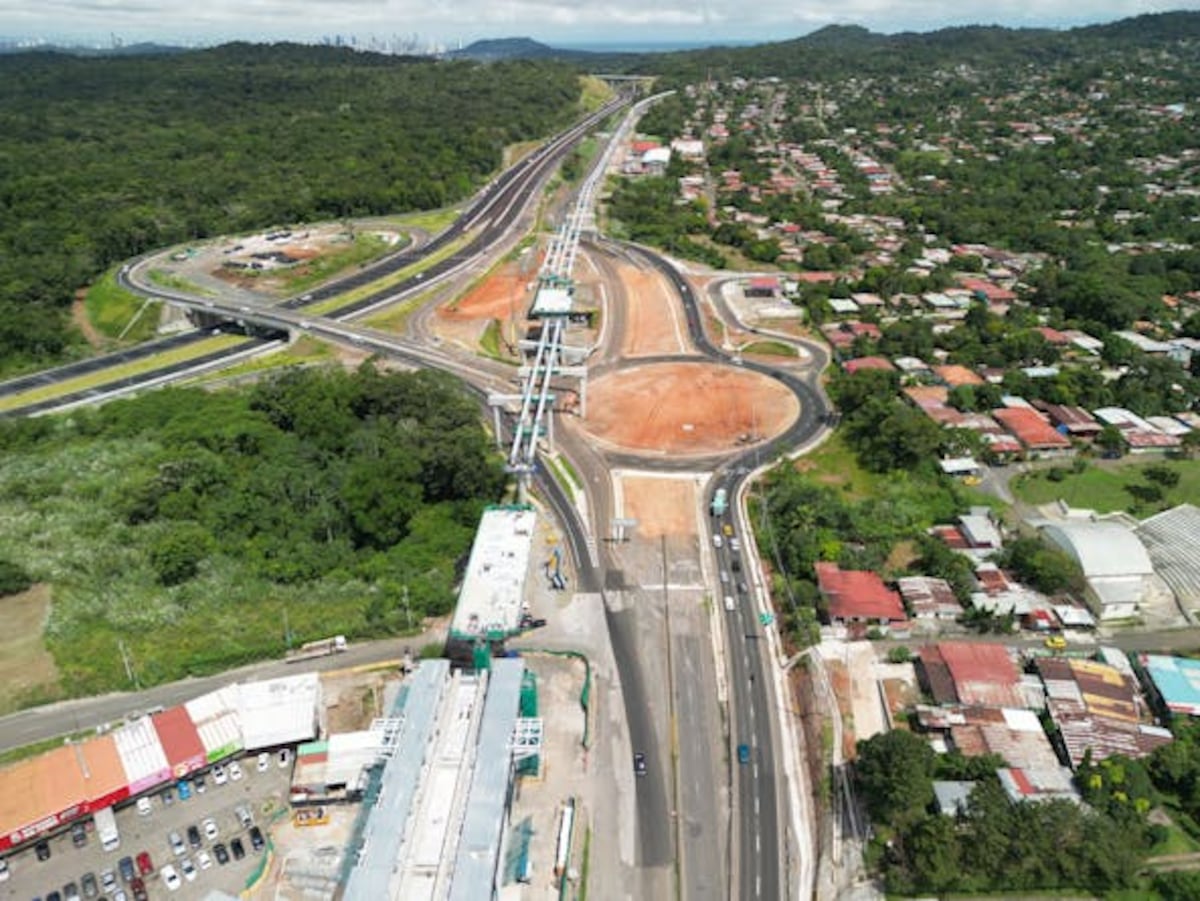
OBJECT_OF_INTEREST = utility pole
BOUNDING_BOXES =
[118,639,141,691]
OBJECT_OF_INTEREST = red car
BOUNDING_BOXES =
[130,877,149,901]
[135,851,154,877]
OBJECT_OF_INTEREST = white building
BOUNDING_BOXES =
[1041,520,1157,620]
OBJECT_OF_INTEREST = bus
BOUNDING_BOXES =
[710,487,728,517]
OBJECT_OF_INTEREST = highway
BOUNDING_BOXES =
[612,241,830,900]
[0,95,629,418]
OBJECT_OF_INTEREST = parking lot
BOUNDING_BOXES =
[2,751,293,901]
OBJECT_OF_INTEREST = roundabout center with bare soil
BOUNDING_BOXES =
[581,361,800,457]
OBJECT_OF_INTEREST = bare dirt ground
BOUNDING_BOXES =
[71,291,107,349]
[582,362,799,456]
[433,256,540,349]
[320,668,403,734]
[620,263,690,357]
[0,584,61,714]
[617,475,699,538]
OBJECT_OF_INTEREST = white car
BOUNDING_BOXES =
[724,595,736,611]
[256,752,270,772]
[0,858,8,882]
[203,817,219,841]
[169,830,186,856]
[229,760,244,781]
[136,796,152,816]
[712,534,723,549]
[211,764,228,785]
[161,864,182,891]
[181,857,197,882]
[196,849,212,870]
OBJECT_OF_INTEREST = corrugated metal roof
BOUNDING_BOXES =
[185,687,242,759]
[113,716,170,784]
[77,735,127,803]
[1138,504,1200,605]
[1143,654,1200,715]
[151,707,206,772]
[937,642,1024,708]
[236,672,320,750]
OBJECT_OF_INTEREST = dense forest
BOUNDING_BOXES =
[0,364,506,699]
[0,45,584,374]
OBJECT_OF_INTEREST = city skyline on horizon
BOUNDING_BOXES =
[1,1,1195,53]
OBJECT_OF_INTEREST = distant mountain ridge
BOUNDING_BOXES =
[447,36,595,61]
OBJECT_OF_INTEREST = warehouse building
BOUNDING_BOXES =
[1140,654,1200,717]
[1040,519,1159,621]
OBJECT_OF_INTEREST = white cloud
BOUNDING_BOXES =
[0,0,1188,46]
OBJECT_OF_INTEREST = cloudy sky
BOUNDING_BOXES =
[0,0,1193,48]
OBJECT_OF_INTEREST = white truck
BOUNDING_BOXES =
[284,634,347,663]
[94,806,119,852]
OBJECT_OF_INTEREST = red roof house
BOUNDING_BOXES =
[814,562,906,625]
[992,407,1072,453]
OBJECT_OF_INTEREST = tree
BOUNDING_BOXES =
[996,536,1083,595]
[1097,424,1126,459]
[855,729,936,825]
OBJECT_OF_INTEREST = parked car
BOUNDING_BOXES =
[195,849,212,870]
[100,869,117,893]
[0,858,7,882]
[176,780,191,801]
[160,864,181,892]
[136,797,152,816]
[213,843,229,866]
[80,872,98,898]
[277,749,291,768]
[160,788,173,807]
[186,825,201,850]
[71,822,88,848]
[1045,634,1067,650]
[235,805,254,830]
[35,840,51,861]
[229,760,244,781]
[202,818,219,842]
[256,752,270,772]
[230,838,245,860]
[180,857,197,882]
[193,773,206,794]
[62,882,80,901]
[248,826,265,852]
[117,856,135,883]
[46,892,61,901]
[169,831,186,857]
[135,851,154,877]
[211,764,227,785]
[129,877,148,901]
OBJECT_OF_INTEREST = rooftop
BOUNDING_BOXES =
[450,506,537,642]
[1142,654,1200,717]
[931,641,1024,708]
[814,562,905,622]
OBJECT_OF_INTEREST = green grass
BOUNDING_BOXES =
[1013,458,1200,514]
[387,208,460,235]
[186,337,334,385]
[267,233,394,295]
[479,319,504,360]
[544,456,578,501]
[83,266,162,342]
[743,339,798,357]
[146,268,213,297]
[792,429,882,501]
[578,825,593,900]
[555,453,584,491]
[1150,818,1200,856]
[578,74,615,112]
[0,333,248,413]
[302,232,473,317]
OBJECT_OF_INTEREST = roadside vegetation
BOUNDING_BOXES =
[0,45,584,377]
[0,365,507,699]
[83,267,162,343]
[857,721,1200,898]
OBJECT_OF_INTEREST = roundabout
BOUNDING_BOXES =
[580,360,800,457]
